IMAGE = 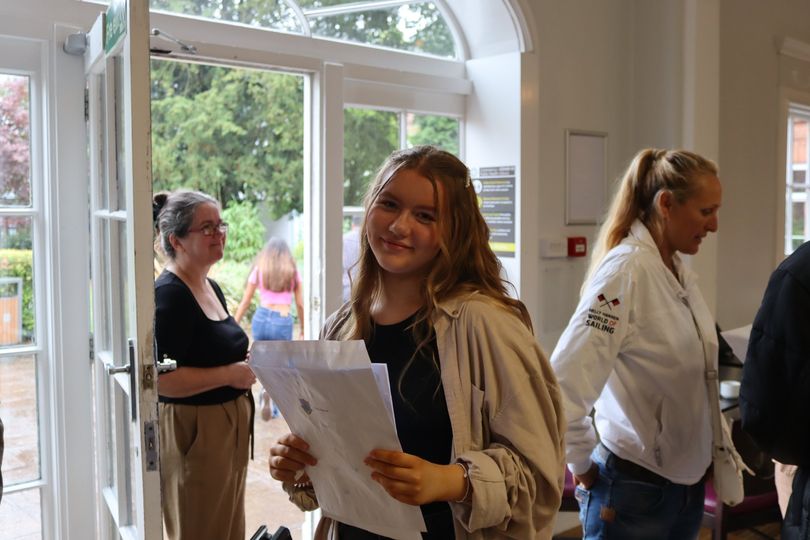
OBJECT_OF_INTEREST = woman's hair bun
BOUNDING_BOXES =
[153,191,169,224]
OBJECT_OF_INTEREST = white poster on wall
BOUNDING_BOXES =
[566,130,608,225]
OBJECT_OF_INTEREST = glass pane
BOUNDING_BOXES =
[98,72,110,209]
[0,488,41,538]
[113,382,133,526]
[114,58,127,212]
[98,219,112,352]
[793,118,808,165]
[0,74,32,207]
[102,361,114,487]
[298,0,362,6]
[0,216,34,347]
[343,108,398,207]
[793,200,805,238]
[308,2,456,58]
[406,113,459,155]
[792,168,806,185]
[149,0,303,33]
[0,354,40,486]
[115,221,129,363]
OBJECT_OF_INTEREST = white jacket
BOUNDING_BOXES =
[551,220,716,485]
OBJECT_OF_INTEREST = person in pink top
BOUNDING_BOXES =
[235,237,304,420]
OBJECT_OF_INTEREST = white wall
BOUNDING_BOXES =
[512,0,725,349]
[520,0,635,350]
[716,0,810,328]
[465,52,522,296]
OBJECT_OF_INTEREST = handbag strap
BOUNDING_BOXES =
[683,296,725,451]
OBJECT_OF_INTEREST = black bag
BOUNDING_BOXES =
[251,526,292,540]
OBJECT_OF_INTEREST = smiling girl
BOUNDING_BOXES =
[268,146,564,539]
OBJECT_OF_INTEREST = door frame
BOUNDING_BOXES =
[83,0,162,537]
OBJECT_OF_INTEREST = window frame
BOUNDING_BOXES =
[784,105,810,256]
[782,102,810,257]
[0,35,55,538]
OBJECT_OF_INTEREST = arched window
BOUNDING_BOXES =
[147,0,460,58]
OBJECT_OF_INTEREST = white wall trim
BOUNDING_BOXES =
[49,23,95,539]
[434,0,470,61]
[343,63,471,96]
[504,0,535,53]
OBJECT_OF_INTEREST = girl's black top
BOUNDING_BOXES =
[338,313,455,539]
[155,270,249,405]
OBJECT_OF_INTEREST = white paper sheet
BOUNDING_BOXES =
[250,340,425,540]
[371,363,396,432]
[721,324,752,364]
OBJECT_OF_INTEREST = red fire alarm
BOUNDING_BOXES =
[568,236,587,257]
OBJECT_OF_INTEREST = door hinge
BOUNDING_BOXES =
[84,87,89,122]
[89,333,94,362]
[144,420,158,471]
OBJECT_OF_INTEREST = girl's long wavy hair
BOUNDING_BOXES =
[583,148,718,293]
[255,237,297,292]
[338,146,532,394]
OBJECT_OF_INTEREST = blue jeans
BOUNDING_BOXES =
[251,307,293,341]
[251,307,293,418]
[576,447,705,540]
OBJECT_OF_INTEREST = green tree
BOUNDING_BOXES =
[150,0,300,32]
[221,200,265,263]
[151,61,305,218]
[0,76,31,206]
[343,108,398,207]
[408,114,459,155]
[300,1,455,58]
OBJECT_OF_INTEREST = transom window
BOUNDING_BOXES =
[114,0,458,58]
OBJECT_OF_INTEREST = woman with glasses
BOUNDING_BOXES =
[235,237,304,420]
[153,189,256,540]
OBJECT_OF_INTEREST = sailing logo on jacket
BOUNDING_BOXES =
[585,292,622,334]
[598,294,621,310]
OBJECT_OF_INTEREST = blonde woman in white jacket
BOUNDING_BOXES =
[551,149,722,539]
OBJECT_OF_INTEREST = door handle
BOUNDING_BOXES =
[106,364,130,375]
[104,339,137,421]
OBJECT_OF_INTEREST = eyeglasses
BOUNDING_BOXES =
[187,222,229,236]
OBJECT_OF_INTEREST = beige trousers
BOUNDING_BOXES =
[159,395,250,540]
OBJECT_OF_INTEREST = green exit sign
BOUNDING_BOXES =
[104,0,127,54]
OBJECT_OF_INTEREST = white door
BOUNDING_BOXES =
[84,0,161,538]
